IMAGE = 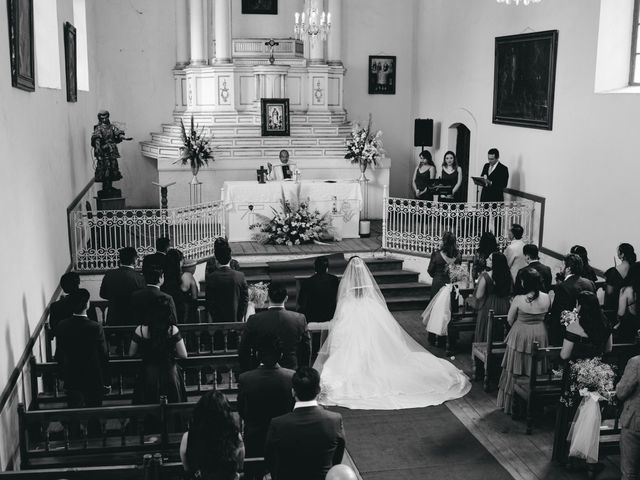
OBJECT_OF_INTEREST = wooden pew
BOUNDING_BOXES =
[0,464,143,479]
[471,311,508,392]
[30,355,240,410]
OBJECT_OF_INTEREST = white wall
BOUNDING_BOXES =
[413,0,640,270]
[92,0,177,208]
[0,0,101,467]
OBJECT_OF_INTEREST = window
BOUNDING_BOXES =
[34,0,61,89]
[73,0,89,91]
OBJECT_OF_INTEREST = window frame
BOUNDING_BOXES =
[630,0,640,85]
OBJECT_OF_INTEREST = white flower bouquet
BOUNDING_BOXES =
[344,114,385,168]
[248,282,269,308]
[560,309,579,328]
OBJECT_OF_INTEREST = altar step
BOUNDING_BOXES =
[151,131,350,148]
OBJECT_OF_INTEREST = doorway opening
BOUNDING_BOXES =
[447,123,471,202]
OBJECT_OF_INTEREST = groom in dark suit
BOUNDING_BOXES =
[480,148,509,202]
[265,367,346,480]
[297,257,340,324]
[205,240,249,323]
[548,254,596,345]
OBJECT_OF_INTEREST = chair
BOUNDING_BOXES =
[471,310,508,392]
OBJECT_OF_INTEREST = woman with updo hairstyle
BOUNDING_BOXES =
[180,391,244,480]
[561,291,612,360]
[604,243,637,309]
[569,245,598,283]
[497,268,550,414]
[427,231,461,298]
[439,151,463,203]
[413,150,436,201]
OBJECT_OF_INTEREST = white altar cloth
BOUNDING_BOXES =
[222,180,362,242]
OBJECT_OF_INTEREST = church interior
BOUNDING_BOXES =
[1,0,640,479]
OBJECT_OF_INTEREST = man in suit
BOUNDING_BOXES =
[142,237,170,275]
[205,240,248,322]
[548,254,596,345]
[130,267,177,326]
[480,148,509,202]
[49,271,82,337]
[239,282,311,373]
[99,247,145,326]
[504,224,527,283]
[617,354,640,480]
[297,257,340,324]
[205,237,241,277]
[265,367,345,480]
[55,289,110,408]
[515,244,552,293]
[238,336,295,457]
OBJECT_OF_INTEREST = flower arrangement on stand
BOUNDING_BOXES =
[178,115,214,184]
[344,113,385,182]
[250,198,330,246]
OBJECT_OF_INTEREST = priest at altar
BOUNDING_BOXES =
[223,180,363,242]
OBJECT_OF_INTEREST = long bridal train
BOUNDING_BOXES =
[313,257,470,410]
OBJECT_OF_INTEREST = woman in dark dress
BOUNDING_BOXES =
[604,243,636,310]
[180,391,244,480]
[569,245,598,283]
[129,296,188,404]
[473,231,499,280]
[413,151,436,201]
[469,252,513,342]
[616,264,640,343]
[439,151,463,203]
[561,291,612,360]
[427,231,461,297]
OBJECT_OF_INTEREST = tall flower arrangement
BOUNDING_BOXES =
[344,114,385,171]
[179,115,214,175]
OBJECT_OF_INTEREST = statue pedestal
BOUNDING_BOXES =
[96,197,126,210]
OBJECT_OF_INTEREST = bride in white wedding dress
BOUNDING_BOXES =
[313,256,470,410]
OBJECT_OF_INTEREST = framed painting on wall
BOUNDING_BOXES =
[260,98,290,136]
[493,30,558,130]
[242,0,277,15]
[368,55,396,95]
[64,22,77,102]
[7,0,35,92]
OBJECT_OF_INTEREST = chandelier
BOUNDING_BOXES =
[496,0,542,4]
[294,5,331,42]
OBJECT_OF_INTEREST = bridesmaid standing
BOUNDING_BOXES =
[413,151,437,201]
[439,151,463,203]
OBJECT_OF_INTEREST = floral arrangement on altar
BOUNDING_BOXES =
[447,263,470,284]
[248,282,269,308]
[250,198,330,246]
[560,357,616,407]
[178,115,214,175]
[344,114,385,173]
[560,308,580,328]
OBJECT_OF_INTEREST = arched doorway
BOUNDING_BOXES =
[447,123,471,202]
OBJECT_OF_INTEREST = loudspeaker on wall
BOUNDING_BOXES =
[414,119,434,147]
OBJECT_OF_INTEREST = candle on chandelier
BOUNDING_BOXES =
[295,12,300,24]
[327,12,331,26]
[320,11,326,25]
[301,11,306,24]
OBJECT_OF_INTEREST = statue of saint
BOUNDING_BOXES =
[91,110,131,195]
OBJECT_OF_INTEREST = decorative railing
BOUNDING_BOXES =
[70,201,225,271]
[382,186,536,257]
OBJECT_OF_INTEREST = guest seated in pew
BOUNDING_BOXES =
[239,282,310,373]
[55,289,110,408]
[131,267,178,326]
[569,245,598,283]
[180,390,244,480]
[238,336,295,457]
[99,247,145,326]
[515,244,552,294]
[469,252,512,343]
[548,254,596,346]
[560,291,612,360]
[162,248,198,323]
[206,238,248,323]
[604,243,636,310]
[129,296,188,404]
[49,271,96,336]
[617,263,640,343]
[265,367,345,480]
[497,268,550,414]
[616,354,640,480]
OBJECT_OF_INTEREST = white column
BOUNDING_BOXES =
[175,0,190,68]
[327,0,341,65]
[214,0,232,63]
[308,0,324,64]
[189,0,206,66]
[207,0,216,63]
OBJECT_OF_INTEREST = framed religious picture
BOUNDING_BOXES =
[63,22,78,103]
[368,55,396,95]
[242,0,277,15]
[493,30,558,130]
[261,98,290,136]
[7,0,35,92]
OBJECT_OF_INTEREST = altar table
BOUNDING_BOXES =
[222,180,363,242]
